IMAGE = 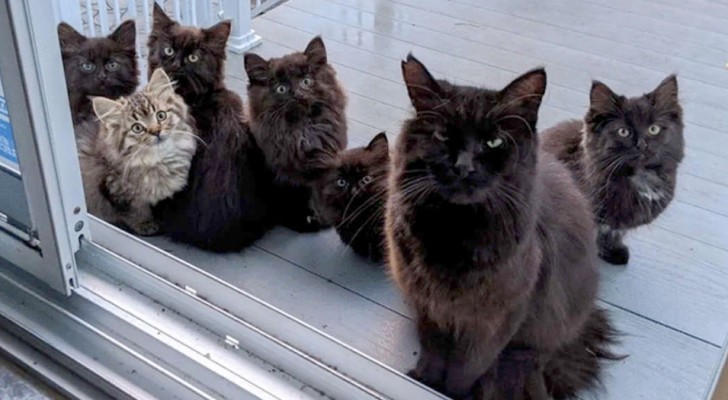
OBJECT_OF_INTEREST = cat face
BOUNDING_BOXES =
[57,20,138,97]
[92,68,196,158]
[311,133,389,225]
[399,55,545,205]
[148,3,230,98]
[244,37,342,120]
[584,76,684,174]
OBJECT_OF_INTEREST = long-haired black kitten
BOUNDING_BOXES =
[310,132,389,262]
[244,37,348,232]
[542,76,684,265]
[386,55,620,399]
[149,4,271,252]
[57,21,138,125]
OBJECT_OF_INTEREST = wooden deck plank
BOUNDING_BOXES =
[582,0,728,35]
[455,0,728,52]
[327,0,728,109]
[144,235,419,371]
[638,0,728,15]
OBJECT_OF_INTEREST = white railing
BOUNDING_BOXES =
[52,0,284,55]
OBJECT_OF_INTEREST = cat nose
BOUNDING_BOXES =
[636,138,647,150]
[454,152,475,177]
[148,124,161,136]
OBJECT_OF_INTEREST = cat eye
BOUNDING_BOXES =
[156,111,167,121]
[433,131,448,142]
[617,128,630,137]
[275,85,288,94]
[187,54,200,63]
[130,123,145,134]
[486,138,504,148]
[105,61,119,72]
[301,77,314,87]
[647,124,661,136]
[163,47,175,57]
[336,178,348,188]
[81,62,96,72]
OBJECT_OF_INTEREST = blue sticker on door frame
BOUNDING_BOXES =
[0,96,19,169]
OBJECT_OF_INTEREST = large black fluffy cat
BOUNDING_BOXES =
[149,4,270,251]
[57,21,139,125]
[386,55,620,399]
[542,76,684,265]
[244,37,348,232]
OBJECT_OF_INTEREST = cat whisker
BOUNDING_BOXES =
[495,114,536,140]
[342,206,384,252]
[339,190,388,228]
[169,130,208,147]
[487,93,544,119]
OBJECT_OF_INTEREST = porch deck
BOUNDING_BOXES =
[149,0,728,398]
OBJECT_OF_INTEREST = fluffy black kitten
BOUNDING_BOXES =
[386,55,620,399]
[57,21,139,125]
[310,132,389,262]
[245,37,348,232]
[149,4,271,251]
[542,76,684,265]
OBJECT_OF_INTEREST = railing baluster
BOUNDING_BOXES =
[112,0,121,25]
[190,0,197,25]
[222,0,261,53]
[97,0,109,35]
[127,0,137,19]
[84,0,95,35]
[142,0,150,40]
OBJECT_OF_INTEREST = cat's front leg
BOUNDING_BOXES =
[597,224,629,265]
[491,347,549,400]
[444,311,523,399]
[408,314,453,391]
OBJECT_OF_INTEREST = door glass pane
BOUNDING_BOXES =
[0,76,32,240]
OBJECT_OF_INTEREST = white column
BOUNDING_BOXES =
[221,0,261,53]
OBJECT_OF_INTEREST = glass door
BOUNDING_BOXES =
[0,0,90,295]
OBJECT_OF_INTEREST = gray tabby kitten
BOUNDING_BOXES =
[76,68,197,235]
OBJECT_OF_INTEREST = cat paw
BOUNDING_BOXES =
[599,244,630,265]
[132,221,162,236]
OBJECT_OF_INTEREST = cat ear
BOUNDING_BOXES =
[57,22,86,53]
[152,3,176,31]
[204,20,231,52]
[649,75,680,115]
[304,36,327,67]
[147,68,176,99]
[92,96,123,123]
[366,132,389,159]
[109,20,136,50]
[244,53,269,84]
[499,68,546,113]
[589,80,620,115]
[401,54,443,112]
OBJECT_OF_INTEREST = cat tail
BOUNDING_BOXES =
[543,308,625,399]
